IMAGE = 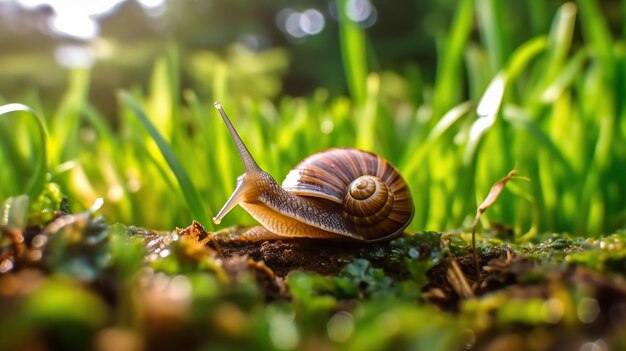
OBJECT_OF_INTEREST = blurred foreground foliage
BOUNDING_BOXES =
[2,188,626,350]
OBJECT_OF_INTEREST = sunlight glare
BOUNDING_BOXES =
[136,0,163,10]
[15,0,48,9]
[136,0,165,17]
[11,0,149,40]
[17,0,126,17]
[50,13,99,40]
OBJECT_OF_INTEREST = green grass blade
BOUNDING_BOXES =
[464,34,548,165]
[543,3,577,83]
[475,0,509,72]
[622,0,626,39]
[355,74,379,151]
[81,103,142,224]
[465,44,491,99]
[49,69,90,164]
[119,91,212,228]
[146,57,174,139]
[577,0,617,234]
[506,36,549,81]
[465,73,505,165]
[527,0,550,35]
[540,49,587,103]
[431,0,474,121]
[0,195,30,227]
[402,101,473,177]
[0,103,48,198]
[578,0,614,71]
[337,0,367,106]
[503,105,574,175]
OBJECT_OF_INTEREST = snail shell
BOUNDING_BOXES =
[282,148,414,241]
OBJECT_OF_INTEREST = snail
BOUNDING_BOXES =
[212,102,414,242]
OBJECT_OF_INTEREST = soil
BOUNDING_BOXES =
[177,221,515,306]
[180,220,431,278]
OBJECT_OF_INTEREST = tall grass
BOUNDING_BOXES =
[0,103,47,198]
[1,1,625,237]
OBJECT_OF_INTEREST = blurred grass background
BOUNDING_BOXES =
[0,0,625,238]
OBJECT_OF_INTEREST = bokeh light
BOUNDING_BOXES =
[269,312,299,350]
[277,8,326,39]
[326,311,354,342]
[329,0,377,27]
[54,44,95,68]
[577,297,600,324]
[345,0,371,22]
[579,339,608,351]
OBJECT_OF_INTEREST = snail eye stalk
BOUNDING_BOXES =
[213,102,261,174]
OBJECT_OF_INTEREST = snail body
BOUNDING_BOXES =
[212,102,413,242]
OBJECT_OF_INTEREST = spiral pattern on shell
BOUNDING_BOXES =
[282,148,414,241]
[343,175,395,226]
